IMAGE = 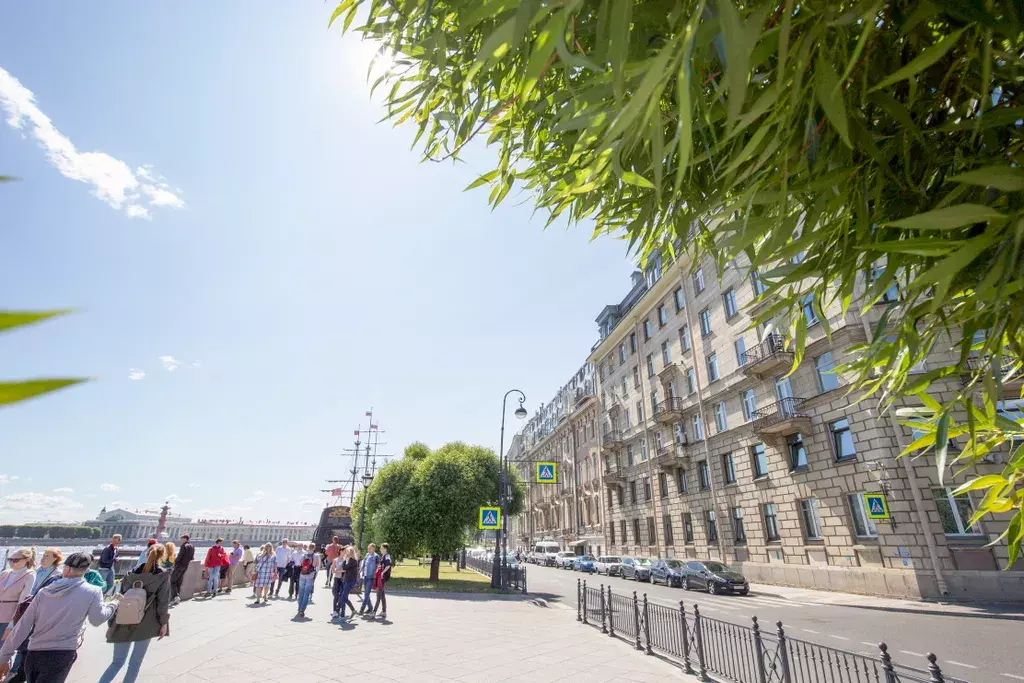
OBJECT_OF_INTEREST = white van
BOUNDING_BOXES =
[534,541,561,566]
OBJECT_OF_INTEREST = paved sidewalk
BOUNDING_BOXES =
[69,588,692,683]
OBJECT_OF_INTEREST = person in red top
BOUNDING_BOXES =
[203,539,230,597]
[323,537,343,588]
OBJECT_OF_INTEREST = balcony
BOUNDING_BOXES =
[752,397,812,435]
[653,396,684,423]
[603,459,626,485]
[741,333,794,378]
[652,441,688,470]
[960,355,1021,388]
[602,430,624,449]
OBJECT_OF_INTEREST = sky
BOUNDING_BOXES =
[0,2,635,525]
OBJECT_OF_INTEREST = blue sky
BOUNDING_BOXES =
[0,3,634,524]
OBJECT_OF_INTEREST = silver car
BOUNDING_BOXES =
[595,555,623,576]
[620,557,652,581]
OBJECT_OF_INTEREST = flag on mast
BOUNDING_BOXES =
[365,409,372,416]
[370,423,378,430]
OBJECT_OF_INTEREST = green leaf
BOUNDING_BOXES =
[719,0,749,122]
[0,175,18,182]
[621,171,655,189]
[935,414,949,484]
[0,310,73,334]
[519,12,564,100]
[0,379,87,408]
[608,0,632,102]
[857,239,960,256]
[466,17,517,83]
[870,27,967,92]
[885,204,1007,230]
[464,170,500,191]
[815,55,850,148]
[947,166,1024,193]
[327,0,356,29]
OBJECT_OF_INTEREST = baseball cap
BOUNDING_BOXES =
[65,552,92,570]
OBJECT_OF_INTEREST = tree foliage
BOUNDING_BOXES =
[334,0,1024,565]
[355,440,524,580]
[0,524,101,539]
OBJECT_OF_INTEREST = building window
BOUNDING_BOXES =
[662,341,671,366]
[735,337,747,366]
[723,288,738,318]
[629,480,637,504]
[640,437,648,460]
[706,353,720,382]
[674,287,685,312]
[733,507,746,543]
[667,381,677,399]
[621,376,628,397]
[705,510,718,542]
[616,487,624,505]
[643,477,652,501]
[673,422,685,444]
[620,519,627,544]
[763,503,781,542]
[741,388,757,421]
[714,401,728,432]
[699,308,712,337]
[933,488,983,536]
[848,494,878,538]
[802,294,819,326]
[680,325,691,351]
[619,343,627,364]
[633,519,642,543]
[625,408,632,429]
[677,468,688,493]
[787,433,808,470]
[831,418,856,461]
[691,413,704,440]
[610,522,616,545]
[683,512,694,543]
[659,472,669,498]
[686,368,696,394]
[751,443,768,478]
[751,269,767,296]
[646,517,657,545]
[635,400,644,424]
[651,391,660,414]
[643,319,653,341]
[658,305,669,326]
[800,498,823,541]
[872,266,900,303]
[815,352,839,392]
[693,268,705,294]
[632,365,640,388]
[722,453,736,484]
[698,461,710,490]
[647,354,656,377]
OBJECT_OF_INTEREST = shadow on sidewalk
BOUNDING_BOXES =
[836,602,1024,621]
[386,590,565,604]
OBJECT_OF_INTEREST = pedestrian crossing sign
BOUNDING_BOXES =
[536,461,558,484]
[478,506,501,530]
[864,493,890,520]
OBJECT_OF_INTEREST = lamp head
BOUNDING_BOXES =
[514,406,528,420]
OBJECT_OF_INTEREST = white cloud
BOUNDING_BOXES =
[0,67,184,219]
[299,498,322,507]
[128,369,146,381]
[100,483,120,492]
[53,487,74,493]
[194,506,251,519]
[0,492,83,522]
[251,490,266,500]
[188,482,201,489]
[275,497,289,503]
[190,360,202,369]
[0,474,15,485]
[166,493,192,504]
[158,356,179,372]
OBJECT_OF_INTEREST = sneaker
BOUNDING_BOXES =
[379,613,387,619]
[330,611,338,618]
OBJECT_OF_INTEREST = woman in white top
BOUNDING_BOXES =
[0,548,36,640]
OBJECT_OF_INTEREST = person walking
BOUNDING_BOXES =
[203,539,230,597]
[294,543,320,618]
[333,547,359,621]
[0,552,121,683]
[97,535,121,597]
[273,540,290,598]
[170,534,194,605]
[222,540,243,594]
[5,549,63,683]
[0,548,36,640]
[329,547,356,619]
[97,544,171,683]
[323,537,342,588]
[242,545,255,592]
[357,543,379,616]
[251,544,276,605]
[371,543,392,620]
[287,543,304,600]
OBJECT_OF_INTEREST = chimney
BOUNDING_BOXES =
[630,270,645,288]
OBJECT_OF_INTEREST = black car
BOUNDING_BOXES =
[650,558,686,587]
[682,560,749,594]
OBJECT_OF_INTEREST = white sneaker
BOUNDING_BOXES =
[330,611,338,618]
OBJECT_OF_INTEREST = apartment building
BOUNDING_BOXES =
[587,255,1021,601]
[511,364,605,555]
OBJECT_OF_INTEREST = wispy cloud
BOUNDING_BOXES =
[166,493,192,504]
[275,497,290,503]
[127,369,146,381]
[100,483,120,492]
[158,356,179,372]
[53,487,74,493]
[0,67,184,219]
[299,498,322,507]
[251,490,266,501]
[0,492,83,522]
[0,474,16,485]
[188,482,201,489]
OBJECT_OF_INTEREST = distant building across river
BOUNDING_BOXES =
[82,507,315,543]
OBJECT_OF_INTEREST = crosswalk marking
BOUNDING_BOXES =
[945,661,977,669]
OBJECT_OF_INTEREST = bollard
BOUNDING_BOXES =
[642,593,652,655]
[680,602,694,675]
[879,644,897,683]
[607,587,616,638]
[632,591,642,651]
[582,580,589,625]
[777,621,793,683]
[693,605,708,681]
[600,584,608,633]
[927,653,945,683]
[576,578,582,622]
[752,616,768,683]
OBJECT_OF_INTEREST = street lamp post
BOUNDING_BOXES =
[492,389,527,590]
[356,470,373,550]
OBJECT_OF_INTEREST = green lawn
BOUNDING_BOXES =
[389,559,499,594]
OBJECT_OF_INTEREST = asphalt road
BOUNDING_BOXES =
[525,563,1024,683]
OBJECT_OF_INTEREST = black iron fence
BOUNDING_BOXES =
[576,580,969,683]
[464,554,527,593]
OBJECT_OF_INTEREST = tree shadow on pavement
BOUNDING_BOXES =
[839,602,1024,621]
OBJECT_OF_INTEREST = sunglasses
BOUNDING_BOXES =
[8,557,26,563]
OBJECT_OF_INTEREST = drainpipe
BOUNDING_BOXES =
[595,370,610,553]
[633,315,663,555]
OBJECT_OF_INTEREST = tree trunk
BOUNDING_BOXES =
[429,553,441,582]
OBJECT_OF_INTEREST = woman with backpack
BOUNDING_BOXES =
[294,542,321,618]
[98,543,171,683]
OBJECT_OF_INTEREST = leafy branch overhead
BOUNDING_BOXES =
[333,1,1024,563]
[0,310,88,408]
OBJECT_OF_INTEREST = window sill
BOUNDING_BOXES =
[802,540,825,546]
[789,466,810,475]
[834,456,858,465]
[852,539,879,548]
[944,535,988,546]
[752,475,771,485]
[765,540,783,546]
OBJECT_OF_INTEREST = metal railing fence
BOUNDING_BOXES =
[464,554,527,593]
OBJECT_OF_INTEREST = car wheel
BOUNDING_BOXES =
[739,589,749,596]
[706,580,716,594]
[683,578,690,591]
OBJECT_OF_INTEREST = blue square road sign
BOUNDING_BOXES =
[478,506,501,530]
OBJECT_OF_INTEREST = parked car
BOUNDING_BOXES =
[683,560,749,594]
[555,551,578,569]
[573,554,597,573]
[650,558,686,587]
[595,555,623,576]
[620,557,652,581]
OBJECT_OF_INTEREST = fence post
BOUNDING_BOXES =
[751,616,768,683]
[776,621,793,683]
[694,604,708,681]
[632,591,642,651]
[927,653,945,683]
[576,579,582,622]
[679,602,694,675]
[600,584,608,633]
[582,580,589,625]
[879,644,897,683]
[607,587,616,637]
[642,593,653,655]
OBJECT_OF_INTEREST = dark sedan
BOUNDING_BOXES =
[683,560,749,594]
[650,558,686,587]
[620,557,652,582]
